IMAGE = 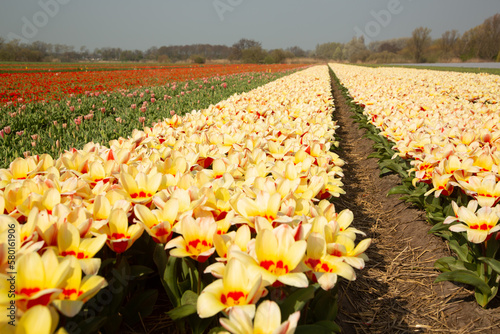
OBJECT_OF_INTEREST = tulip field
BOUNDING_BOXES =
[1,60,500,334]
[330,63,500,308]
[0,64,305,168]
[0,63,375,334]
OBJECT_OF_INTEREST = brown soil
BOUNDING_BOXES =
[330,75,500,333]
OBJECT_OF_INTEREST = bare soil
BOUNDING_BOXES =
[330,75,500,333]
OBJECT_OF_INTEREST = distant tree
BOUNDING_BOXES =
[157,55,170,63]
[479,13,500,60]
[315,42,342,59]
[0,40,22,61]
[286,46,306,58]
[190,54,206,64]
[144,46,158,61]
[344,37,369,63]
[409,27,432,62]
[439,30,460,58]
[265,49,287,64]
[332,46,344,61]
[230,38,261,60]
[241,46,266,63]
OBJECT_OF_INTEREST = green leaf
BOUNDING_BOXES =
[434,257,467,272]
[122,289,158,326]
[167,304,197,321]
[279,284,318,320]
[315,320,342,333]
[434,270,491,296]
[448,239,470,262]
[429,221,450,233]
[130,265,155,278]
[153,244,182,307]
[479,257,500,275]
[70,316,107,334]
[387,185,410,196]
[181,290,199,306]
[310,288,338,323]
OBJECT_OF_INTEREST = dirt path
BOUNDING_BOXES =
[330,73,500,334]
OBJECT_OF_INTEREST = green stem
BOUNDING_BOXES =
[197,261,202,294]
[482,241,488,281]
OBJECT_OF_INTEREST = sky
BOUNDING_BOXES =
[0,0,498,51]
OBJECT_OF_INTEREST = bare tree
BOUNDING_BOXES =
[480,13,500,60]
[439,30,459,58]
[409,27,432,62]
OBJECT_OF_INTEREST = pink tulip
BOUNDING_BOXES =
[4,126,11,134]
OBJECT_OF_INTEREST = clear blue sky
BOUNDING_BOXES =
[1,0,498,51]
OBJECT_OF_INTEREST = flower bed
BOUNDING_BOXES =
[0,65,369,333]
[330,63,500,307]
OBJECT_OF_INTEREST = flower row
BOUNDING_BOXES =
[1,65,369,333]
[330,63,500,244]
[0,70,297,168]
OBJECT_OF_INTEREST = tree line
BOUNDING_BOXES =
[316,13,500,63]
[0,37,307,64]
[0,13,498,64]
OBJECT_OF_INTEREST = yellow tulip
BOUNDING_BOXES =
[197,257,266,318]
[165,215,217,263]
[99,207,143,253]
[220,300,300,334]
[133,198,179,244]
[232,226,308,288]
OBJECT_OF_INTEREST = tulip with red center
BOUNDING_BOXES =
[197,257,267,319]
[231,225,308,288]
[443,200,500,243]
[233,191,281,229]
[10,249,72,313]
[457,175,500,208]
[99,207,144,253]
[165,215,217,263]
[51,256,107,317]
[302,232,356,290]
[119,171,162,204]
[58,222,107,275]
[133,198,179,244]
